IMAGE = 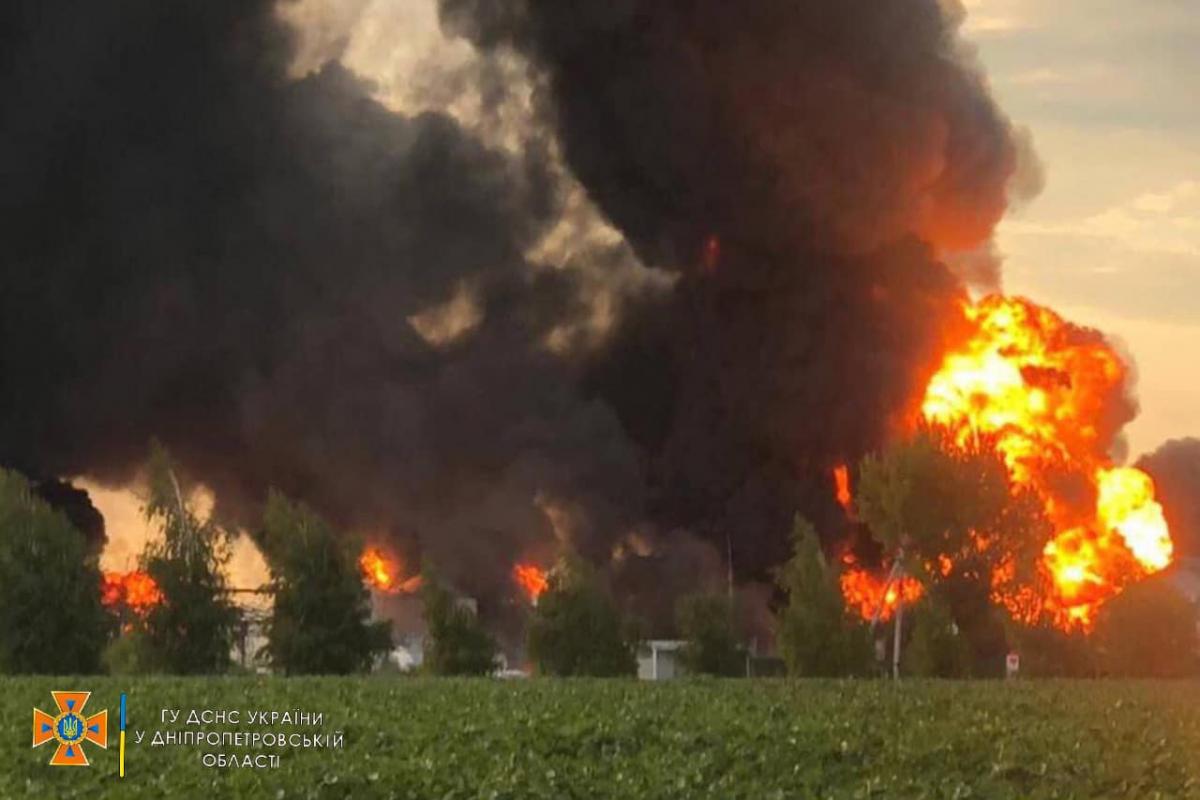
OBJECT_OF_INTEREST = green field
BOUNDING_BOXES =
[3,677,1199,799]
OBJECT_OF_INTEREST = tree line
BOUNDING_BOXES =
[777,426,1200,679]
[1,434,1196,678]
[0,444,646,677]
[0,445,390,676]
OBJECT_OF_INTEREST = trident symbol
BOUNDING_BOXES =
[60,715,81,739]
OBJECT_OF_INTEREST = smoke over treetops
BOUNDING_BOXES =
[1139,439,1200,559]
[1,0,1059,617]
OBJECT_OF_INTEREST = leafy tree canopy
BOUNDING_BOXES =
[901,596,972,678]
[854,426,1052,672]
[0,469,110,674]
[1095,577,1198,678]
[421,566,498,676]
[775,516,873,677]
[528,555,635,677]
[137,443,238,674]
[260,490,391,674]
[856,425,1048,585]
[676,593,745,677]
[1004,620,1097,678]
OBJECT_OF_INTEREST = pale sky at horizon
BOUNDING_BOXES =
[962,0,1200,458]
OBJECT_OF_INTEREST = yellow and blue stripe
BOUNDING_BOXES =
[119,693,126,778]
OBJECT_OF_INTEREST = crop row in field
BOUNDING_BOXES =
[3,677,1199,799]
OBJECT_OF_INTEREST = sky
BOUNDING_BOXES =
[960,0,1200,457]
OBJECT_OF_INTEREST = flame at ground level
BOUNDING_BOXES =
[513,563,549,603]
[840,567,924,623]
[359,547,423,595]
[101,570,163,616]
[920,295,1173,628]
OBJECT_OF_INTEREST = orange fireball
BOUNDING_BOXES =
[919,295,1172,628]
[513,563,549,603]
[840,567,924,623]
[359,546,423,595]
[101,570,163,616]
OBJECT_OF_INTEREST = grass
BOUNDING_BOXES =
[3,677,1199,799]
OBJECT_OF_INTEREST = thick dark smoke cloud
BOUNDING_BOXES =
[32,479,106,551]
[1138,439,1200,559]
[440,0,1020,262]
[442,0,1026,572]
[2,0,1029,617]
[0,0,641,605]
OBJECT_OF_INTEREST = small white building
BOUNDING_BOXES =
[232,612,270,673]
[637,640,687,681]
[387,633,426,671]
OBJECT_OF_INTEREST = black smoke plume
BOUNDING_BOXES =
[32,479,106,551]
[1,0,1030,615]
[0,0,640,604]
[1138,439,1200,559]
[442,0,1029,572]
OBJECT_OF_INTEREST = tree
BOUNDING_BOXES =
[528,556,635,677]
[931,579,1012,678]
[421,570,498,676]
[0,469,110,674]
[775,516,873,677]
[855,426,1051,672]
[137,444,238,674]
[856,426,1046,578]
[1004,621,1096,678]
[901,597,972,678]
[1095,577,1198,678]
[676,593,744,677]
[259,491,391,674]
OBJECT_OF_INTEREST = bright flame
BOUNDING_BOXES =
[101,570,163,616]
[1096,466,1172,571]
[840,567,924,623]
[513,563,549,603]
[919,295,1173,628]
[833,465,852,512]
[359,547,423,595]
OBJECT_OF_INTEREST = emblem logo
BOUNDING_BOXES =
[32,691,108,766]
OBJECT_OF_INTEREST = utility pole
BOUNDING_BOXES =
[870,559,902,632]
[870,546,906,680]
[726,530,747,677]
[725,530,734,602]
[892,563,904,681]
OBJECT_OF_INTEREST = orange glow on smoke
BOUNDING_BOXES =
[840,566,924,623]
[701,234,721,273]
[919,295,1173,628]
[101,570,163,616]
[833,465,852,512]
[359,546,423,595]
[513,563,549,603]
